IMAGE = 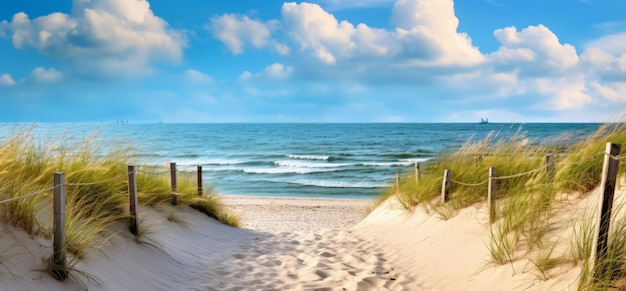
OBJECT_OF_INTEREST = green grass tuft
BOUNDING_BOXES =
[557,123,626,194]
[378,122,626,286]
[0,125,240,277]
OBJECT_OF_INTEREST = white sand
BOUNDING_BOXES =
[0,190,608,290]
[220,195,372,233]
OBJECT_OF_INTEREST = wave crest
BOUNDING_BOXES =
[286,154,330,160]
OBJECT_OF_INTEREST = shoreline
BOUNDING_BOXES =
[218,192,379,200]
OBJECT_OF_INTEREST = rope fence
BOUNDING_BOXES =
[448,178,489,187]
[0,162,206,281]
[411,142,622,281]
[424,150,620,189]
[0,185,57,205]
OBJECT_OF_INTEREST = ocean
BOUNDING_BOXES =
[0,123,601,199]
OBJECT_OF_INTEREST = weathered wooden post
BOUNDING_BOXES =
[395,170,400,194]
[170,162,178,205]
[591,143,621,279]
[127,165,139,235]
[415,163,420,184]
[488,167,497,224]
[546,154,555,182]
[197,165,203,196]
[441,169,451,203]
[52,172,67,280]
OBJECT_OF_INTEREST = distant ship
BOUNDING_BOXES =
[480,118,489,124]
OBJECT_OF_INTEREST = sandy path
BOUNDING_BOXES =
[220,195,372,233]
[211,195,417,290]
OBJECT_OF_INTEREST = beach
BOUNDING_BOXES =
[220,195,372,233]
[1,190,597,290]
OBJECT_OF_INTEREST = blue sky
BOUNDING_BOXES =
[0,0,625,123]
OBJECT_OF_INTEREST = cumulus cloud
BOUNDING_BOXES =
[1,0,185,77]
[282,2,358,64]
[209,14,273,54]
[29,67,62,83]
[278,0,482,67]
[210,1,481,68]
[390,0,483,66]
[0,73,16,86]
[184,69,214,84]
[580,48,626,81]
[208,14,290,56]
[534,77,592,110]
[489,25,578,75]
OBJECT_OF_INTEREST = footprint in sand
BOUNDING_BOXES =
[204,228,414,290]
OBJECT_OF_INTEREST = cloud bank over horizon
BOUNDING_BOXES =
[0,0,625,122]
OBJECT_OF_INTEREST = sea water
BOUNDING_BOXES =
[0,123,601,199]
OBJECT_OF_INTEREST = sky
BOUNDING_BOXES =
[0,0,625,123]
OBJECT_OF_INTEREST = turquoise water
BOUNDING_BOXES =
[0,123,601,198]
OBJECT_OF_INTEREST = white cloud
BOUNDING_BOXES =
[2,0,185,77]
[489,25,578,74]
[0,73,16,86]
[586,32,626,55]
[580,48,626,80]
[534,77,592,110]
[390,0,483,66]
[239,63,294,81]
[589,81,626,102]
[263,63,293,79]
[29,67,62,83]
[184,69,214,84]
[279,0,482,67]
[208,1,481,68]
[208,14,277,54]
[281,2,356,64]
[580,47,615,67]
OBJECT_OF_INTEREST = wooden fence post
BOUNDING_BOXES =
[52,172,67,280]
[591,143,621,279]
[488,167,497,224]
[197,165,203,196]
[127,166,139,235]
[395,170,400,194]
[546,154,555,182]
[170,162,178,205]
[415,163,420,184]
[441,170,451,203]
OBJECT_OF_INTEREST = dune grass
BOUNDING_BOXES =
[382,122,626,286]
[556,123,626,193]
[0,125,240,270]
[575,196,626,290]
